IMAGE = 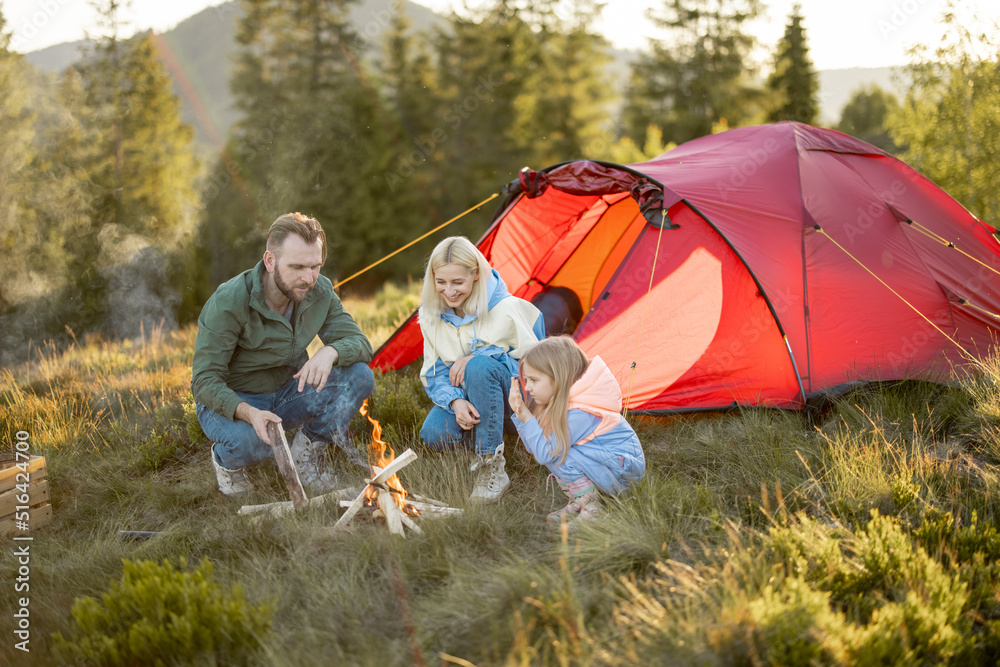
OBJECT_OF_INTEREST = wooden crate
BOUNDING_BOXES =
[0,456,52,537]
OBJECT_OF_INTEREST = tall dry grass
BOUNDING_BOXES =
[1,282,999,665]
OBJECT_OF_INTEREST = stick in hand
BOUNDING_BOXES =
[266,421,308,508]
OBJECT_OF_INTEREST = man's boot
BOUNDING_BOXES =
[290,431,325,488]
[334,438,370,469]
[212,444,251,496]
[468,442,510,503]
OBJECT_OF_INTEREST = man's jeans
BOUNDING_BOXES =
[198,362,375,469]
[419,355,516,456]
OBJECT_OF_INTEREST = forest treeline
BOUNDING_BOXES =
[2,0,999,362]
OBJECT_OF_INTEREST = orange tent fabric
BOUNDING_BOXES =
[372,122,1000,412]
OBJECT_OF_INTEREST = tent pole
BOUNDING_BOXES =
[684,198,812,412]
[783,335,808,409]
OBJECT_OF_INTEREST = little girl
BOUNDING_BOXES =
[508,336,645,525]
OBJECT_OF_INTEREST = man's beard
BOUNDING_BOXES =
[274,264,313,303]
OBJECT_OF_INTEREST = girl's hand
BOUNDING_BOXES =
[508,378,532,422]
[449,355,473,387]
[451,398,481,431]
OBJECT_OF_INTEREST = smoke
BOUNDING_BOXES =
[97,224,179,340]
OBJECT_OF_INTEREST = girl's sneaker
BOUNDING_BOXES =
[574,495,605,523]
[547,498,583,525]
[547,478,601,526]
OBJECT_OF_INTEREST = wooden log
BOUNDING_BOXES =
[267,422,308,509]
[333,486,369,529]
[407,501,462,516]
[238,486,358,516]
[407,493,448,508]
[396,508,423,535]
[378,488,404,536]
[369,449,418,486]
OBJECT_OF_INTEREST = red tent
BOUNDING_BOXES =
[372,122,1000,412]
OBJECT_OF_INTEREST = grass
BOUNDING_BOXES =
[1,281,1000,665]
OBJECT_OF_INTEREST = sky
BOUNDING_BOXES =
[6,0,1000,70]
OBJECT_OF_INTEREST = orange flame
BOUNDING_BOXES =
[359,400,413,513]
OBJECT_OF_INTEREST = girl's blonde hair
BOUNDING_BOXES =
[419,236,492,320]
[519,336,590,464]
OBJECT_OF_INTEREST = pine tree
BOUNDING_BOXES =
[512,0,611,166]
[836,85,901,153]
[766,4,818,124]
[622,0,764,145]
[886,10,1000,223]
[0,7,40,316]
[431,0,537,229]
[0,5,94,355]
[200,0,426,293]
[69,0,200,337]
[375,6,446,277]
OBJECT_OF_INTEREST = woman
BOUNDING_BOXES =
[418,236,544,502]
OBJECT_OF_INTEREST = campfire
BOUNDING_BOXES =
[238,400,460,537]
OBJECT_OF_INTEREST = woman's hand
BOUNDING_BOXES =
[508,378,532,422]
[449,355,473,387]
[451,398,481,431]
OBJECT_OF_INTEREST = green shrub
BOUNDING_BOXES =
[134,402,202,472]
[743,576,850,666]
[914,508,1000,630]
[914,509,1000,565]
[891,473,920,510]
[51,557,274,666]
[183,394,209,448]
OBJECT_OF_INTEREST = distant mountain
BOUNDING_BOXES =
[25,1,905,147]
[26,0,446,149]
[24,39,92,72]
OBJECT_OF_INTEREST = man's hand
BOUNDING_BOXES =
[449,355,473,387]
[451,398,481,431]
[235,402,282,446]
[508,378,532,422]
[293,345,339,393]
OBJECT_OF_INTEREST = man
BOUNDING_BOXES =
[192,212,374,495]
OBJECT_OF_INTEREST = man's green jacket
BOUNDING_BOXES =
[191,261,373,419]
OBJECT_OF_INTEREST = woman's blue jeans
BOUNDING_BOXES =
[197,362,375,469]
[420,355,516,456]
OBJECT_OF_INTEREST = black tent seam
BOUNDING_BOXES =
[682,198,808,406]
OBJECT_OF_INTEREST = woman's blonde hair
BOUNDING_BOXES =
[419,236,492,320]
[519,336,590,464]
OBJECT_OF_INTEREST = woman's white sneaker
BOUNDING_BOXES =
[468,443,510,503]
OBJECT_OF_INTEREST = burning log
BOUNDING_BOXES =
[331,448,459,537]
[333,449,418,532]
[239,400,461,536]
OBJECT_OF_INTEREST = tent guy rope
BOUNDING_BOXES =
[814,225,972,361]
[332,193,499,290]
[623,208,668,419]
[906,219,1000,280]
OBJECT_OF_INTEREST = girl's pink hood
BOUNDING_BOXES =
[568,355,623,444]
